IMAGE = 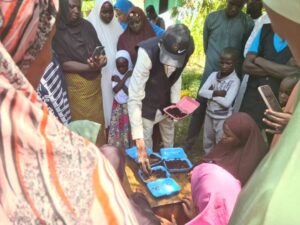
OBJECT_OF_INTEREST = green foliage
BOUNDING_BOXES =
[82,0,95,17]
[176,0,227,66]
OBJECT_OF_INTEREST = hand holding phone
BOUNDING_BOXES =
[258,85,283,112]
[92,46,105,62]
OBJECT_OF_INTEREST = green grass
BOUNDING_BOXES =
[173,62,204,164]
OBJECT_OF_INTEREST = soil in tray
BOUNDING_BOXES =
[166,107,187,118]
[165,160,190,170]
[149,154,161,165]
[141,169,167,182]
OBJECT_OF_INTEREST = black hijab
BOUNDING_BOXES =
[53,0,101,66]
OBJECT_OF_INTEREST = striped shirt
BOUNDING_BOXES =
[37,53,71,125]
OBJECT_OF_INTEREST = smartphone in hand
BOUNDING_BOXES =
[92,46,105,62]
[258,85,283,112]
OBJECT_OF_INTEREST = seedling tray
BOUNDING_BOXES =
[160,147,193,173]
[126,147,162,166]
[126,146,153,162]
[146,178,181,198]
[163,96,200,120]
[138,165,170,183]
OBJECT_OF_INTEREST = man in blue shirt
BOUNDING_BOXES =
[240,24,299,134]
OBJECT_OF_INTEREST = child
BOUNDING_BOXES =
[108,50,133,150]
[199,48,240,154]
[278,75,299,109]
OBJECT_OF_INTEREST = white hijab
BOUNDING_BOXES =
[114,50,134,75]
[112,50,133,104]
[88,0,123,128]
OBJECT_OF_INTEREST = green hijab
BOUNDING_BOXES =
[229,87,300,224]
[67,120,101,144]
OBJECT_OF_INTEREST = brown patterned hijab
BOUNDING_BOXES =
[203,112,268,185]
[117,7,156,64]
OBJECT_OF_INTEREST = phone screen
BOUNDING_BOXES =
[92,46,105,61]
[258,85,283,112]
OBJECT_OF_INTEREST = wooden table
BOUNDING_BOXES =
[125,159,191,225]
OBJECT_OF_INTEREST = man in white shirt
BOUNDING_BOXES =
[128,24,194,173]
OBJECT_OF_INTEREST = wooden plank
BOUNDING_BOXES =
[125,159,192,208]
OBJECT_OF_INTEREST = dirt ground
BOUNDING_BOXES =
[174,116,204,164]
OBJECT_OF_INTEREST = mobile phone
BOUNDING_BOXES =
[258,85,283,112]
[92,46,105,61]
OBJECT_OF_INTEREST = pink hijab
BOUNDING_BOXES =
[187,163,241,225]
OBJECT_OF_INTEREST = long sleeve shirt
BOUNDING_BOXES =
[128,48,182,140]
[202,10,254,86]
[199,71,240,119]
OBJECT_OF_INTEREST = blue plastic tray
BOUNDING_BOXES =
[149,152,163,166]
[126,146,153,162]
[138,165,170,183]
[160,147,193,173]
[160,147,187,160]
[147,178,181,198]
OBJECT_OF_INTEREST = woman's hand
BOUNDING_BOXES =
[87,55,107,71]
[263,109,292,134]
[182,196,198,220]
[156,215,177,225]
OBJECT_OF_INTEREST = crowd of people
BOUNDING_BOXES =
[1,0,300,224]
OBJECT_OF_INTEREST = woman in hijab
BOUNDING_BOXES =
[114,0,134,29]
[228,1,300,224]
[158,164,241,225]
[187,164,241,225]
[0,1,138,224]
[87,0,123,132]
[117,6,157,64]
[203,112,268,186]
[108,50,134,150]
[53,0,107,145]
[114,0,165,35]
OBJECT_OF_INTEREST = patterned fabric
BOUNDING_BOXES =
[1,0,58,74]
[0,1,138,224]
[108,100,133,150]
[37,52,71,125]
[64,72,106,145]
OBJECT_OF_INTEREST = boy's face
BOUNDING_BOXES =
[116,57,129,74]
[279,78,296,107]
[220,53,235,76]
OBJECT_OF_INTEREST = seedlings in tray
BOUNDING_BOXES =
[141,169,167,182]
[149,154,161,165]
[166,107,187,118]
[165,159,190,169]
